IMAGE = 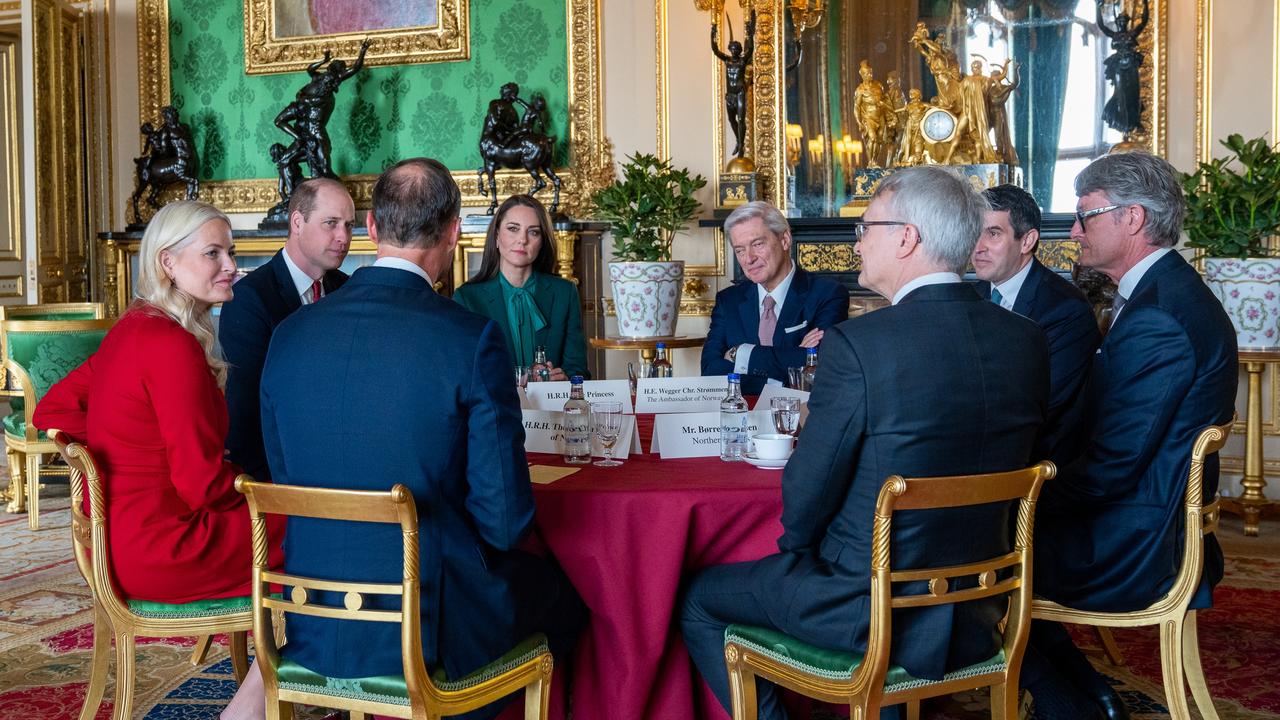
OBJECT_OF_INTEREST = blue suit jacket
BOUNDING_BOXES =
[260,266,537,680]
[701,268,850,394]
[746,282,1048,680]
[979,259,1101,465]
[1035,251,1237,611]
[220,250,347,481]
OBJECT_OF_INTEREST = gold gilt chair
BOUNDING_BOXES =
[0,304,104,513]
[4,318,114,529]
[50,429,252,720]
[1032,419,1232,720]
[235,476,555,720]
[724,461,1056,720]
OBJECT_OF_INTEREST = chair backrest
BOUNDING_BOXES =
[0,304,106,391]
[1157,418,1233,613]
[3,318,114,440]
[858,461,1056,704]
[235,477,436,706]
[49,430,115,613]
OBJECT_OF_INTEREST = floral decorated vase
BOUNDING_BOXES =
[609,261,685,338]
[1204,257,1280,348]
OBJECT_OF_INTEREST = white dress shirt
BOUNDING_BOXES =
[991,259,1034,310]
[1112,248,1172,324]
[892,272,962,305]
[281,247,323,304]
[373,256,433,285]
[734,263,797,381]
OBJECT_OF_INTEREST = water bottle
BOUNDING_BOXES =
[652,342,673,378]
[720,373,748,462]
[801,347,819,391]
[562,375,591,465]
[532,345,551,383]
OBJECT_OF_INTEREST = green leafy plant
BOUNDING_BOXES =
[1180,133,1280,259]
[590,153,707,262]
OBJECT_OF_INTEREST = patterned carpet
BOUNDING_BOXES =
[2,487,1278,719]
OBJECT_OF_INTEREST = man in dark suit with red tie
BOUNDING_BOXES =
[1025,153,1238,720]
[701,201,850,394]
[973,184,1101,466]
[682,166,1049,720]
[220,178,353,481]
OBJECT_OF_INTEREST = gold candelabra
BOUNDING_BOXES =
[788,0,825,39]
[786,124,804,170]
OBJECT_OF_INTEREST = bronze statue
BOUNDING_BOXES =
[478,82,562,215]
[1098,0,1149,135]
[711,10,756,159]
[987,60,1021,165]
[130,105,200,225]
[274,39,370,180]
[263,141,307,224]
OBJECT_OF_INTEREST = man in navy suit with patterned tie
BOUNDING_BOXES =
[1024,153,1238,720]
[973,184,1101,466]
[701,201,850,394]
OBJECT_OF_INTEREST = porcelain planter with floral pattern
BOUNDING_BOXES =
[1204,257,1280,348]
[609,261,685,338]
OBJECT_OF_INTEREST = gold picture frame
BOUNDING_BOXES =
[243,0,468,75]
[137,0,613,215]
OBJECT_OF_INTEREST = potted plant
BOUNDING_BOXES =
[1181,133,1280,348]
[592,153,707,338]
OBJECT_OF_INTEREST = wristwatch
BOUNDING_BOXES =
[726,345,739,363]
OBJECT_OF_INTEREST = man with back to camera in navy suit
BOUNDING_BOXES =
[1023,153,1237,720]
[254,158,584,720]
[219,177,353,482]
[972,184,1102,466]
[681,166,1050,720]
[701,201,850,395]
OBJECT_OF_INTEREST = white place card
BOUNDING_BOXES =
[650,410,772,459]
[634,376,732,414]
[754,384,810,410]
[521,409,637,458]
[522,379,634,413]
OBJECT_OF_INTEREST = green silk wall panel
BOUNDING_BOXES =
[166,0,569,181]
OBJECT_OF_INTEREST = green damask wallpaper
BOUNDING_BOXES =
[167,0,569,181]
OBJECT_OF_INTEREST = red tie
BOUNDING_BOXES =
[309,279,323,304]
[759,295,777,347]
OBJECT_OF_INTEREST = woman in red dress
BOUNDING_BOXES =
[35,200,282,604]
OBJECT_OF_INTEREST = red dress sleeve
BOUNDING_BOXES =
[33,355,94,442]
[144,323,245,514]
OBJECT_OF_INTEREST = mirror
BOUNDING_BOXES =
[781,0,1160,216]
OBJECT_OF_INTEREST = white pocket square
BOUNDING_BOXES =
[785,321,808,334]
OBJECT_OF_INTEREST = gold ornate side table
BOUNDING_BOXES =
[588,335,706,373]
[1221,348,1280,536]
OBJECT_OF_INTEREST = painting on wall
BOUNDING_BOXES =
[244,0,467,74]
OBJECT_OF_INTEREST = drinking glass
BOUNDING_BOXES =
[591,401,624,467]
[771,397,801,436]
[513,365,530,388]
[786,367,807,391]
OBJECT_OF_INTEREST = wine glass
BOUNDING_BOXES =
[591,401,624,467]
[786,367,807,391]
[771,397,801,436]
[513,365,530,389]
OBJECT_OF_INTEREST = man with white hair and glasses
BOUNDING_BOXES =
[1025,152,1238,720]
[681,166,1049,720]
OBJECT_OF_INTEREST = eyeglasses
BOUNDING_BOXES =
[854,221,908,240]
[1074,204,1122,226]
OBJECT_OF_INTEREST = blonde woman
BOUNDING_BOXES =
[34,200,284,604]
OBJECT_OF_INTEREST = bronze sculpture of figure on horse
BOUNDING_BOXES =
[478,82,562,216]
[130,105,199,225]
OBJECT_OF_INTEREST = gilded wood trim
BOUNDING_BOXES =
[655,0,669,159]
[1195,0,1213,165]
[243,0,468,75]
[0,36,19,262]
[137,0,613,216]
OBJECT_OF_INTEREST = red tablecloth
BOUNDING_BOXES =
[522,414,785,720]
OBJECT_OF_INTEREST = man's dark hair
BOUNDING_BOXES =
[288,177,348,223]
[981,184,1041,240]
[371,157,461,249]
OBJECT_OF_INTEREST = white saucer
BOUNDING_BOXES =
[743,452,789,470]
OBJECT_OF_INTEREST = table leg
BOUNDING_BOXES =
[1221,361,1280,536]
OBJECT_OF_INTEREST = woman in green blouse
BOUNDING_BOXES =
[454,194,589,379]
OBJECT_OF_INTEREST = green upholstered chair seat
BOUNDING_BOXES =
[4,411,45,442]
[725,625,1006,694]
[127,595,252,619]
[275,632,550,705]
[7,328,110,401]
